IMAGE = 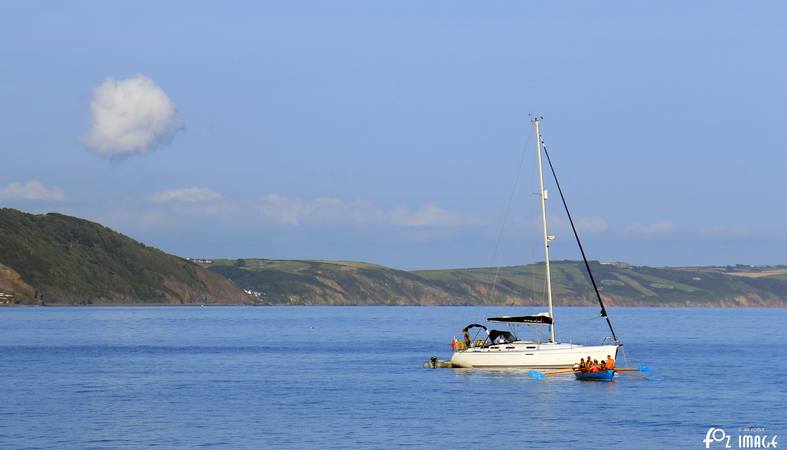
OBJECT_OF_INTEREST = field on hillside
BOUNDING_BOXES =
[204,258,787,307]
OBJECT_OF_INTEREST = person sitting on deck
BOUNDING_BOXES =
[590,359,601,373]
[578,358,586,372]
[600,360,607,370]
[606,355,615,370]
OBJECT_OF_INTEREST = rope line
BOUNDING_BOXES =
[541,140,619,342]
[487,130,534,304]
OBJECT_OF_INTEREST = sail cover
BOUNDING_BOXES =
[486,314,553,325]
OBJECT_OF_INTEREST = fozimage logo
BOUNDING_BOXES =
[703,427,778,448]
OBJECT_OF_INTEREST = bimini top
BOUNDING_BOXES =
[462,323,488,333]
[486,313,553,325]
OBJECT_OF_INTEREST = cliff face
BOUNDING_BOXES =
[208,260,458,305]
[0,209,251,305]
[0,263,37,304]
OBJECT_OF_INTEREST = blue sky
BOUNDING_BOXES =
[1,1,786,269]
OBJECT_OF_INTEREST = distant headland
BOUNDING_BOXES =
[1,208,785,307]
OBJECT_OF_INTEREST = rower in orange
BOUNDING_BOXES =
[606,355,615,370]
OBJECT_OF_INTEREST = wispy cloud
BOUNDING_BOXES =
[512,215,609,236]
[573,216,609,234]
[82,75,182,155]
[700,225,751,240]
[95,188,229,230]
[0,180,66,201]
[148,187,223,203]
[389,204,478,227]
[624,220,675,237]
[259,194,481,227]
[143,187,229,218]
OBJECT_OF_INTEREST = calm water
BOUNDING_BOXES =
[1,306,785,449]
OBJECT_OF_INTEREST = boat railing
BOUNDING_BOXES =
[450,337,486,351]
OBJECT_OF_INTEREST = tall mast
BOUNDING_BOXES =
[533,117,556,343]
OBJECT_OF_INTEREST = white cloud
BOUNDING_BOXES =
[390,204,473,227]
[149,187,223,203]
[700,225,751,239]
[259,194,480,227]
[96,189,228,229]
[516,215,608,236]
[259,195,383,226]
[0,180,66,201]
[83,75,181,155]
[624,220,675,237]
[575,217,609,234]
[145,187,228,218]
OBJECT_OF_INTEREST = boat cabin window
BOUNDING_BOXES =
[488,330,517,345]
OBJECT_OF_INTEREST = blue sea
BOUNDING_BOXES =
[1,306,785,449]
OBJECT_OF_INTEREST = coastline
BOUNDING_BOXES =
[2,303,785,308]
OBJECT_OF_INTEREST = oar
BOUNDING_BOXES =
[541,368,575,375]
[528,370,546,379]
[529,368,575,379]
[618,371,651,380]
[614,365,652,373]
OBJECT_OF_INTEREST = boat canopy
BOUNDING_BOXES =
[462,323,487,333]
[488,329,517,344]
[486,314,553,325]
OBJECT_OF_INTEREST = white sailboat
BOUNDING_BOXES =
[450,117,621,369]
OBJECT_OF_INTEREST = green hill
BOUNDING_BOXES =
[206,258,787,307]
[0,208,251,305]
[206,259,458,305]
[414,261,787,307]
[2,207,785,307]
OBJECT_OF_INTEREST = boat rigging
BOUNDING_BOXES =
[448,116,622,369]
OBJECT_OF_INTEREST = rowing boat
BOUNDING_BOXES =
[574,369,615,381]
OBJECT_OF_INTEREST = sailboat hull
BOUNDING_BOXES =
[450,343,620,369]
